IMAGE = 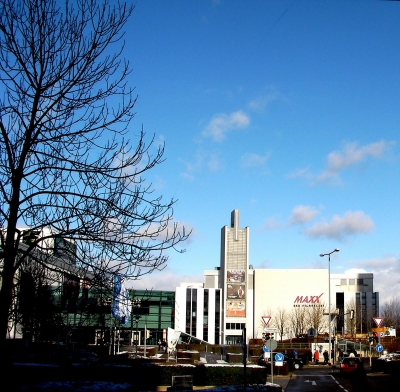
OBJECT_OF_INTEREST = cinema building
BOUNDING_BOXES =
[175,210,379,344]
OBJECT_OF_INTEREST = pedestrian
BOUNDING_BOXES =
[338,348,343,363]
[314,349,319,364]
[323,350,329,365]
[158,339,162,350]
[162,340,167,353]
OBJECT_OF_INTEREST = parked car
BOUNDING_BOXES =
[258,354,304,370]
[340,357,364,375]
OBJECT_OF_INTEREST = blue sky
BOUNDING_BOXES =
[123,0,400,304]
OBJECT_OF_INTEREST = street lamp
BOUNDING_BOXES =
[320,248,339,366]
[131,299,141,356]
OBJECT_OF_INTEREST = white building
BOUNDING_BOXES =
[175,210,379,344]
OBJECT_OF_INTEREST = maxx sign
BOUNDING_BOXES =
[293,293,325,307]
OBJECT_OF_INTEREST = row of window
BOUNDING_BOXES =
[185,288,221,343]
[340,279,364,285]
[225,323,245,330]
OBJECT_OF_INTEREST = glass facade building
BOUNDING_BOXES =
[129,289,175,345]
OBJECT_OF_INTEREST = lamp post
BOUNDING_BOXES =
[135,315,141,356]
[131,299,141,356]
[320,248,339,366]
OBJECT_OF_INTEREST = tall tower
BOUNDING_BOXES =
[220,209,250,344]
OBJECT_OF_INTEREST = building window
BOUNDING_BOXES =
[186,288,191,335]
[336,292,344,332]
[192,289,197,335]
[349,279,355,285]
[215,289,221,344]
[203,290,209,342]
[357,279,364,285]
[340,279,347,285]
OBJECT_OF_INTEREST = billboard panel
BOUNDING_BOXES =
[226,300,245,317]
[227,283,245,300]
[227,269,245,283]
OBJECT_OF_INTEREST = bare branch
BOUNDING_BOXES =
[0,0,190,343]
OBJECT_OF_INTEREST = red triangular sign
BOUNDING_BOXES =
[262,316,271,326]
[373,317,384,327]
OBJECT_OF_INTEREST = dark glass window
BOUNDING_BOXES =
[186,288,191,335]
[192,289,197,335]
[203,289,209,342]
[215,289,221,344]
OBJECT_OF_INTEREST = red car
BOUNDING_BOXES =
[340,357,364,375]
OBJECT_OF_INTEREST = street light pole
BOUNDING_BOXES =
[135,315,141,356]
[131,299,141,356]
[320,248,340,366]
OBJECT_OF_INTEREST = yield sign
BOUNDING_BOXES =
[373,317,384,327]
[262,316,271,326]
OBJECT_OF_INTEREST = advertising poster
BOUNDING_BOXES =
[227,269,245,283]
[227,283,245,300]
[226,300,246,317]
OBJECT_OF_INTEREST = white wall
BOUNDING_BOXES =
[253,269,329,338]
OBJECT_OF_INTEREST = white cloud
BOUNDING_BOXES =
[289,140,395,185]
[180,150,224,180]
[328,141,388,170]
[240,152,270,168]
[343,256,400,304]
[248,91,279,112]
[132,220,194,246]
[259,215,284,231]
[304,211,374,240]
[287,166,313,180]
[289,205,320,225]
[202,110,250,142]
[261,205,320,231]
[316,140,395,184]
[207,154,223,171]
[127,268,204,291]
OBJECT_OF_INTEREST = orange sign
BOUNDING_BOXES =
[371,328,387,333]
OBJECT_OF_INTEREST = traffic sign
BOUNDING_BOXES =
[376,343,384,353]
[265,339,277,352]
[371,327,387,333]
[275,353,284,362]
[263,328,278,333]
[373,317,384,328]
[263,345,269,353]
[293,349,298,357]
[262,316,271,326]
[307,328,316,337]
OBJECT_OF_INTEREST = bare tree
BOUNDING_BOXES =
[344,299,357,338]
[381,298,400,329]
[0,0,189,347]
[306,304,327,336]
[289,306,308,337]
[273,307,288,341]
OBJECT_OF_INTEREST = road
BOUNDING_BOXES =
[286,374,350,392]
[283,367,397,392]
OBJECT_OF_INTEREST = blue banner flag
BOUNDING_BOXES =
[112,275,130,324]
[112,275,122,318]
